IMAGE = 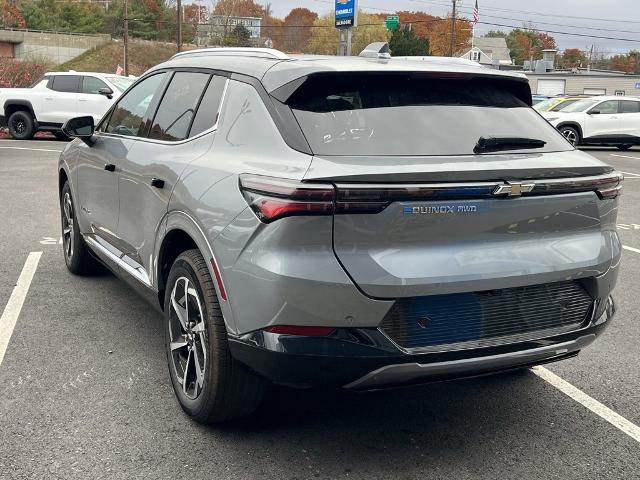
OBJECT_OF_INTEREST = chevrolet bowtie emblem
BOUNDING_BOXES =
[493,181,536,197]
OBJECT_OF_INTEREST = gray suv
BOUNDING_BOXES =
[58,47,622,423]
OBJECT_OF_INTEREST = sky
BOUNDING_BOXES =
[267,0,640,54]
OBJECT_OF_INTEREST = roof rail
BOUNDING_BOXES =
[171,47,290,60]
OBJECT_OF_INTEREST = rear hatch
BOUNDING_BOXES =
[285,72,621,298]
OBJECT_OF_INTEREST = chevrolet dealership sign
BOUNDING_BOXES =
[335,0,357,28]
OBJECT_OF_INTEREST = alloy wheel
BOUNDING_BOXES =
[62,192,74,261]
[169,277,207,400]
[561,128,578,146]
[11,118,26,135]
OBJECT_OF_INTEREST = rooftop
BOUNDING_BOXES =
[155,47,528,92]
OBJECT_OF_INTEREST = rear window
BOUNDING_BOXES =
[287,73,572,156]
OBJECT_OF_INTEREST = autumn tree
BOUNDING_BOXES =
[610,53,638,74]
[395,11,438,39]
[558,48,587,69]
[262,15,284,49]
[427,15,472,56]
[212,0,265,18]
[389,25,429,56]
[307,11,389,56]
[281,7,318,53]
[499,28,557,65]
[0,0,26,29]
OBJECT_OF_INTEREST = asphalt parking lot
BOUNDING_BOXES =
[0,139,639,479]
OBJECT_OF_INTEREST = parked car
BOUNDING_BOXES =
[0,72,135,140]
[541,96,640,149]
[531,94,549,105]
[58,46,621,423]
[533,95,589,112]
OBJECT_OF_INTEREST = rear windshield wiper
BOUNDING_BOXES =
[474,136,547,154]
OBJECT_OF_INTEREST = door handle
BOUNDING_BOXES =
[104,164,116,172]
[151,178,165,189]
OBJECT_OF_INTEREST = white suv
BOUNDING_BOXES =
[541,96,640,150]
[0,72,135,140]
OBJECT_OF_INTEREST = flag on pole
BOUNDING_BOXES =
[115,64,124,76]
[472,0,479,25]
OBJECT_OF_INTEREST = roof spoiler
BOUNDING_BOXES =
[359,42,391,61]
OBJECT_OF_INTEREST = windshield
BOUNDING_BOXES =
[106,76,135,92]
[533,98,558,111]
[288,73,572,156]
[551,99,579,111]
[560,98,601,113]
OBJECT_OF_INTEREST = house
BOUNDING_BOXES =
[459,37,512,67]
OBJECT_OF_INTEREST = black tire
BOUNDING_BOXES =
[617,144,633,151]
[60,182,101,275]
[164,249,265,423]
[53,131,71,141]
[559,126,580,147]
[7,110,35,140]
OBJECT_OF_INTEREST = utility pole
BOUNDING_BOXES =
[177,0,182,52]
[123,0,129,76]
[449,0,457,57]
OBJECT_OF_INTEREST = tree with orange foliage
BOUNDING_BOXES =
[427,15,472,56]
[262,16,284,49]
[281,8,318,53]
[395,11,438,39]
[0,0,26,29]
[212,0,265,18]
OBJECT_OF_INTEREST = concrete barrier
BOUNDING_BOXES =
[0,29,111,64]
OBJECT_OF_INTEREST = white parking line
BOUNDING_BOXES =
[0,146,63,153]
[0,252,42,367]
[610,154,640,161]
[532,366,640,443]
[623,245,640,254]
[618,171,640,178]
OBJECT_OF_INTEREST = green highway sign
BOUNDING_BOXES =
[385,15,400,31]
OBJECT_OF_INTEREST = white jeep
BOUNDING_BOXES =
[0,72,135,140]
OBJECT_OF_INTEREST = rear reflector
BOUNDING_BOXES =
[210,257,227,301]
[263,325,335,336]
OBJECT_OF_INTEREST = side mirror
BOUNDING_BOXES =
[62,116,95,146]
[589,110,601,115]
[98,87,114,99]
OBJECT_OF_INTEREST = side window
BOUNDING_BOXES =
[593,100,619,114]
[104,73,167,137]
[189,75,227,137]
[51,75,80,93]
[620,101,640,113]
[148,72,210,141]
[82,76,109,94]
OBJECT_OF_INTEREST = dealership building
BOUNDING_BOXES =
[522,48,640,97]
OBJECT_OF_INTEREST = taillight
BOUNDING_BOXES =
[263,325,335,336]
[239,174,335,223]
[595,173,624,199]
[531,172,624,200]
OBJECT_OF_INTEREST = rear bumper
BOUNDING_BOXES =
[229,295,614,390]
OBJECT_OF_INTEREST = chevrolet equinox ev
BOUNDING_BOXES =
[57,46,622,423]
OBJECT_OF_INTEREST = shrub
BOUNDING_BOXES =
[0,58,51,88]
